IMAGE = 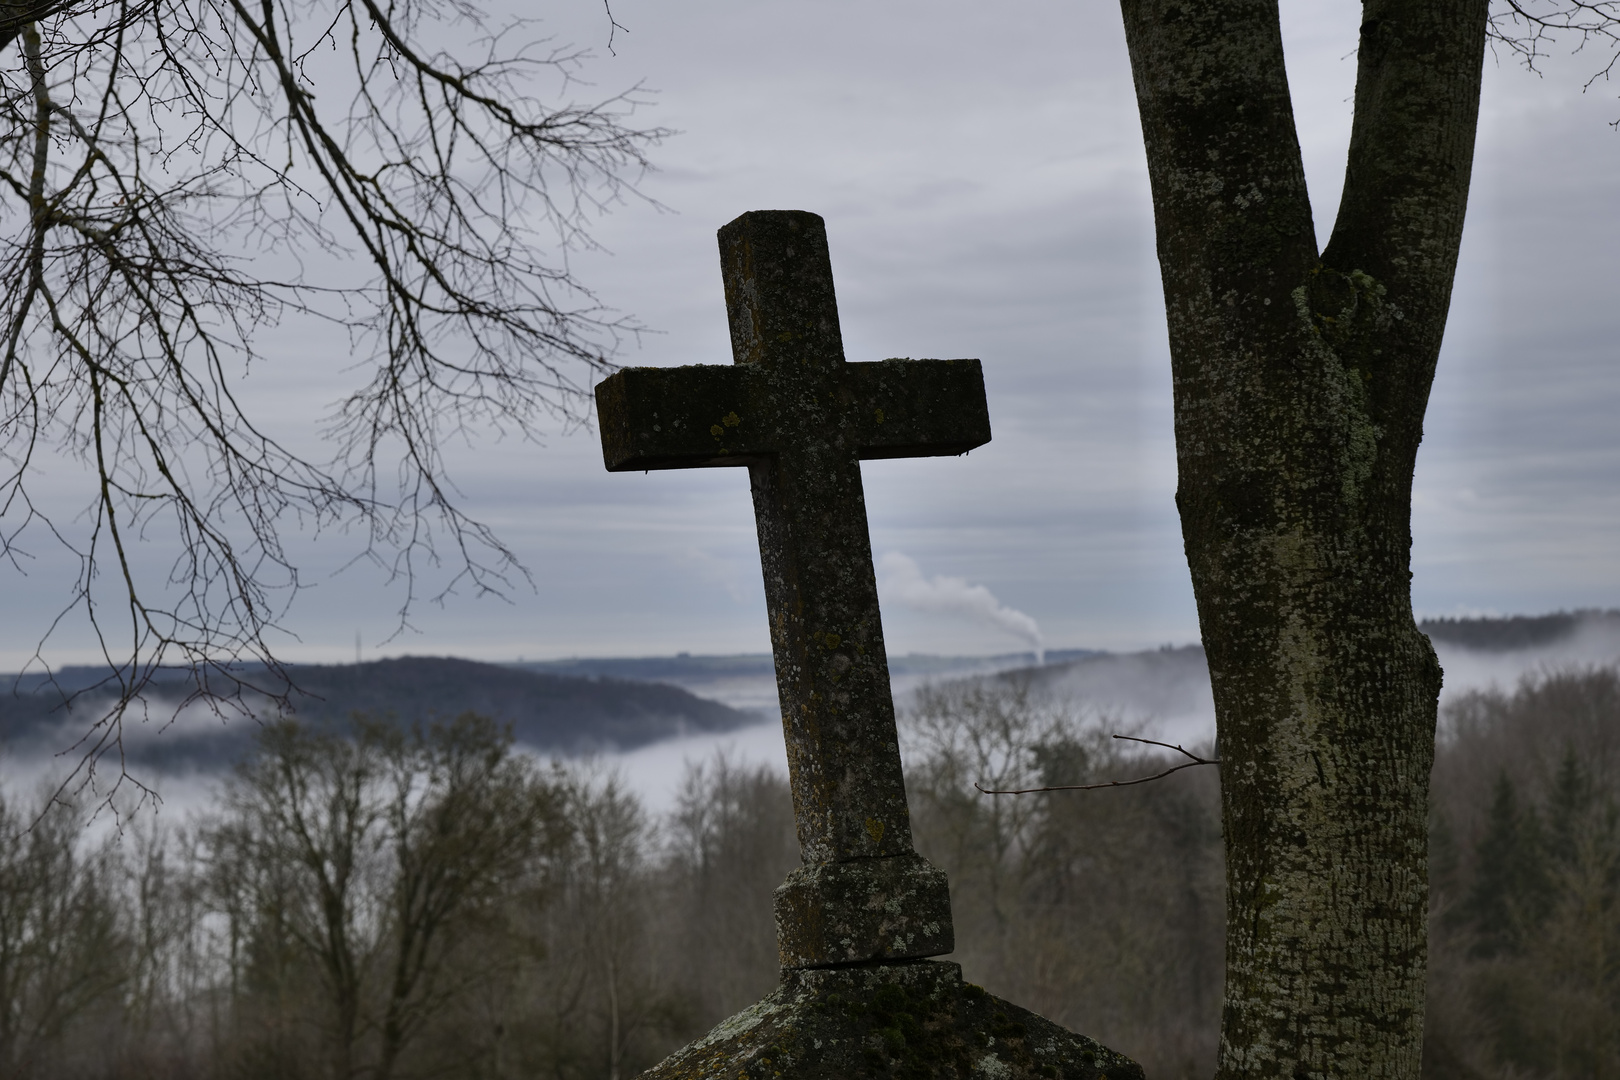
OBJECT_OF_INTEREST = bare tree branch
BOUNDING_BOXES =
[1489,0,1620,92]
[975,735,1219,796]
[0,0,668,805]
[602,0,627,56]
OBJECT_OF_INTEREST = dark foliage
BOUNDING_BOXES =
[1427,667,1620,1079]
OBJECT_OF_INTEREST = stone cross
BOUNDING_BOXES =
[595,210,989,969]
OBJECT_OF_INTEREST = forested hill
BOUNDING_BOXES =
[1417,609,1620,651]
[6,615,1610,771]
[514,648,1103,685]
[278,658,755,744]
[0,656,757,770]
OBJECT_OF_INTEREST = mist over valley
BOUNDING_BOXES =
[2,612,1618,1079]
[4,611,1616,813]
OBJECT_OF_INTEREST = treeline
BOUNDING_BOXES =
[0,714,795,1080]
[1426,668,1620,1078]
[1418,610,1620,651]
[1,669,1616,1080]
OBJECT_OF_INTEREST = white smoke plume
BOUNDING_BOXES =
[877,552,1045,664]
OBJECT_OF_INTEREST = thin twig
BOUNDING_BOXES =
[975,735,1220,796]
[603,0,627,55]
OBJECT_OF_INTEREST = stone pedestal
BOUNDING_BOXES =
[773,855,953,968]
[639,961,1142,1080]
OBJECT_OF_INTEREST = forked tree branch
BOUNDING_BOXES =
[1491,0,1620,84]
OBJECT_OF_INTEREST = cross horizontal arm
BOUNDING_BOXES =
[596,364,770,471]
[596,358,990,473]
[845,358,991,460]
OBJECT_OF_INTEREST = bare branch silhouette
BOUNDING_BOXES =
[976,735,1219,796]
[1490,0,1620,91]
[0,0,667,804]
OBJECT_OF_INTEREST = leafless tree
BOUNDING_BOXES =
[111,816,207,1074]
[1491,0,1620,86]
[901,678,1225,1080]
[370,714,562,1080]
[1426,667,1620,1080]
[0,785,128,1080]
[0,0,665,794]
[496,765,685,1080]
[1112,3,1620,1073]
[661,755,796,1024]
[904,678,1077,937]
[557,770,654,1080]
[196,713,560,1080]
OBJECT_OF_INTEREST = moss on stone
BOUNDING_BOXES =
[638,961,1140,1080]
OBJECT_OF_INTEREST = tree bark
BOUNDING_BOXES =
[1117,0,1486,1075]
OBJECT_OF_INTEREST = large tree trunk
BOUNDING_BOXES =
[1117,1,1486,1075]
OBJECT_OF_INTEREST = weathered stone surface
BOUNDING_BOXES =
[596,212,1139,1080]
[774,855,953,968]
[639,960,1142,1080]
[594,210,987,967]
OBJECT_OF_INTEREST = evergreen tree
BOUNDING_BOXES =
[1465,772,1550,958]
[1545,747,1592,871]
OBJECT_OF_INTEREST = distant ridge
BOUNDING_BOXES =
[907,613,1620,748]
[1417,609,1620,652]
[7,617,1607,773]
[278,657,756,746]
[0,656,758,770]
[512,648,1104,684]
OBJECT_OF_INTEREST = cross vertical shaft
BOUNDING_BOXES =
[720,212,913,867]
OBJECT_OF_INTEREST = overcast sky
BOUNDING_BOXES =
[6,0,1620,670]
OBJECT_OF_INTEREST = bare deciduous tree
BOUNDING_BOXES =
[902,679,1225,1080]
[371,715,562,1080]
[905,678,1077,938]
[198,713,559,1080]
[662,756,796,1023]
[0,786,127,1080]
[556,771,655,1080]
[0,0,664,790]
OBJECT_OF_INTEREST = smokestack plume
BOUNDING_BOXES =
[877,552,1045,665]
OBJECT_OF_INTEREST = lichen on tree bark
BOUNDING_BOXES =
[1117,0,1486,1076]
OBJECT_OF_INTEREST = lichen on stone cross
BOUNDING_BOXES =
[595,210,989,969]
[594,212,1143,1080]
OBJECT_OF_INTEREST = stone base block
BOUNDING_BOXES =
[637,960,1142,1080]
[774,855,953,968]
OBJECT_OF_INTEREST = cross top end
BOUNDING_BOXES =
[719,210,846,371]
